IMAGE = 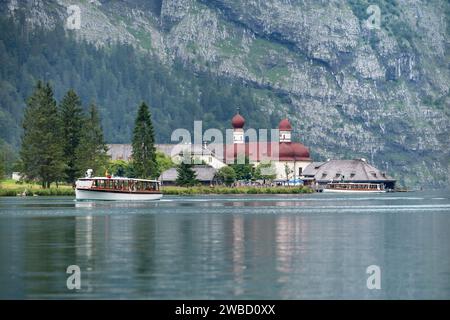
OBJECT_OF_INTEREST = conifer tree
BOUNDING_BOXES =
[60,89,84,183]
[131,102,158,178]
[20,81,66,188]
[74,103,109,177]
[176,161,198,187]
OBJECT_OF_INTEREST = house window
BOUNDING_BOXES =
[298,167,302,175]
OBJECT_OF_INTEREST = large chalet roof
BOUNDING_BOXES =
[303,159,395,182]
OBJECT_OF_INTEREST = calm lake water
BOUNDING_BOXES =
[1,191,449,299]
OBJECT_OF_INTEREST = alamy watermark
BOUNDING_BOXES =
[366,5,381,30]
[65,1,101,30]
[170,121,282,176]
[366,265,381,290]
[66,5,81,30]
[66,265,81,290]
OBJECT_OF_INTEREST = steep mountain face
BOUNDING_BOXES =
[1,0,449,187]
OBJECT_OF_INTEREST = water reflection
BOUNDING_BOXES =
[0,192,449,299]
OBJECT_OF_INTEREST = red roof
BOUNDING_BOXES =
[278,119,292,130]
[231,113,245,129]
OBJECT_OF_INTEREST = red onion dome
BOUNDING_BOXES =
[279,118,292,131]
[279,142,294,160]
[231,113,245,129]
[291,143,310,159]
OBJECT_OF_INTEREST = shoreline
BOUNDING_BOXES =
[0,183,313,197]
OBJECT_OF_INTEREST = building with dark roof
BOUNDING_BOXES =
[302,159,396,189]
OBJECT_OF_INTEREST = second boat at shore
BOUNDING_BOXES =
[322,182,386,193]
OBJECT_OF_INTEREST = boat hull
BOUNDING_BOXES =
[322,189,386,193]
[75,189,163,201]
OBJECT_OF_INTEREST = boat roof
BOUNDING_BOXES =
[78,177,160,183]
[328,182,382,185]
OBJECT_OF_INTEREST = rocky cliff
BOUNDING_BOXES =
[1,0,449,187]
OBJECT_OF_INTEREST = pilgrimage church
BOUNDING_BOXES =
[109,111,313,181]
[108,111,396,187]
[220,111,312,180]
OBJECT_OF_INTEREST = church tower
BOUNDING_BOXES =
[231,110,245,144]
[278,118,292,142]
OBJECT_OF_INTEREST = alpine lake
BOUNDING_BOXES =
[0,190,449,299]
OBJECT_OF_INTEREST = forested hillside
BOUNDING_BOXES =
[0,17,274,151]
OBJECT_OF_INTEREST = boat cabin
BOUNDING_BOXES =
[325,182,385,191]
[77,177,161,193]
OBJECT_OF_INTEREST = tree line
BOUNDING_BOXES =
[19,81,109,187]
[18,82,167,188]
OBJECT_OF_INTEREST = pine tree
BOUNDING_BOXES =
[74,103,109,177]
[175,161,198,187]
[20,81,66,188]
[60,89,84,183]
[131,102,158,178]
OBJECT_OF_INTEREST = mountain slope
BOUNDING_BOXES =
[0,0,449,187]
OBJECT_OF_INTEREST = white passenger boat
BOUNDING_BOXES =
[75,176,163,201]
[323,182,386,193]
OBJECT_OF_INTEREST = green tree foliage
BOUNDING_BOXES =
[132,102,158,178]
[156,151,174,174]
[216,166,237,186]
[0,140,17,176]
[20,81,66,188]
[0,151,4,180]
[230,156,254,181]
[176,162,198,187]
[284,163,293,181]
[254,162,277,182]
[59,89,84,183]
[74,103,109,177]
[107,159,134,177]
